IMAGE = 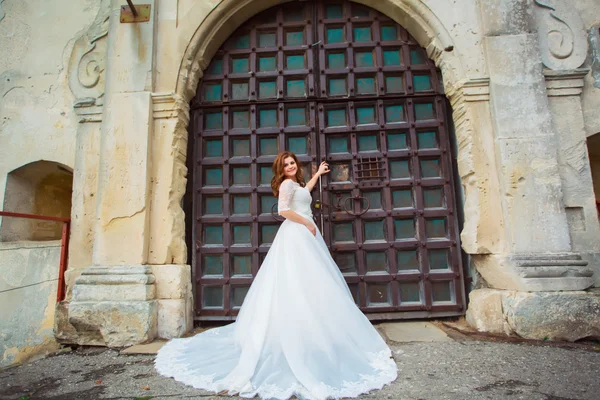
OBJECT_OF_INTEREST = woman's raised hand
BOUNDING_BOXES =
[317,161,330,176]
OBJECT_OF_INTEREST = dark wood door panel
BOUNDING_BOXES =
[190,1,465,321]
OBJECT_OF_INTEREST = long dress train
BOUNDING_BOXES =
[155,179,398,399]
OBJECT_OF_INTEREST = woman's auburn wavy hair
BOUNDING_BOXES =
[271,151,305,197]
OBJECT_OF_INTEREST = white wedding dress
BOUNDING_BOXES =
[155,179,398,399]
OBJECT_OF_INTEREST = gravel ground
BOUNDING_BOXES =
[1,339,599,400]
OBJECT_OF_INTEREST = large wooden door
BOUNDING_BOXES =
[190,1,465,321]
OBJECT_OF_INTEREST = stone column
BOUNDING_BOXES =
[466,1,599,341]
[66,0,159,347]
[64,102,103,297]
[147,93,194,339]
[544,69,600,286]
[470,0,592,293]
[475,33,592,292]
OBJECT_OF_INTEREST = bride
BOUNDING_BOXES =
[155,151,398,399]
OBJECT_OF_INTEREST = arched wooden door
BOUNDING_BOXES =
[190,0,465,321]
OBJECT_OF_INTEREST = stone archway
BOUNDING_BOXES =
[186,0,468,319]
[167,0,501,271]
[175,0,464,102]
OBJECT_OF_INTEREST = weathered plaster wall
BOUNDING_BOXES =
[0,0,98,208]
[0,0,98,360]
[0,242,61,368]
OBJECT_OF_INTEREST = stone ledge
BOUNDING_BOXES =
[473,253,594,291]
[72,284,155,301]
[81,265,152,275]
[75,274,155,285]
[120,341,166,355]
[466,288,600,342]
[71,265,156,302]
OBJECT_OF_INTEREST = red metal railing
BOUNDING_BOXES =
[0,211,70,302]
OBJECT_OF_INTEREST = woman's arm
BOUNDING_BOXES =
[279,210,316,236]
[278,178,319,236]
[305,161,330,192]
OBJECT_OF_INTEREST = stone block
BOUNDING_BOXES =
[54,301,79,344]
[465,289,509,335]
[69,300,157,347]
[63,267,87,301]
[379,322,453,343]
[503,291,600,341]
[93,91,153,266]
[120,341,166,355]
[157,299,192,339]
[467,289,600,342]
[479,0,532,36]
[151,264,191,300]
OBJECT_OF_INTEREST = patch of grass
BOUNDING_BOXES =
[135,397,153,400]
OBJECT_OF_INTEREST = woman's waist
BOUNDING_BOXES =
[289,209,313,219]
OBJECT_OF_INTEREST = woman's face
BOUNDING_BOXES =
[283,156,297,179]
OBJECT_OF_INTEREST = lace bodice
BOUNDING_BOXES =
[277,179,313,219]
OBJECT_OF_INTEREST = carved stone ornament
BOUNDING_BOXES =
[68,0,110,106]
[533,0,588,70]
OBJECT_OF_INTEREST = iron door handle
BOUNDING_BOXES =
[343,196,370,216]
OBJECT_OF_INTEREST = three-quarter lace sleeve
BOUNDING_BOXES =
[277,180,297,214]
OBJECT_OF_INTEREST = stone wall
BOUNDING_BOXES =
[0,0,97,199]
[0,0,99,281]
[2,0,600,347]
[59,0,600,345]
[0,241,62,368]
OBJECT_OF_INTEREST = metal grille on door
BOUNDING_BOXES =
[191,1,465,321]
